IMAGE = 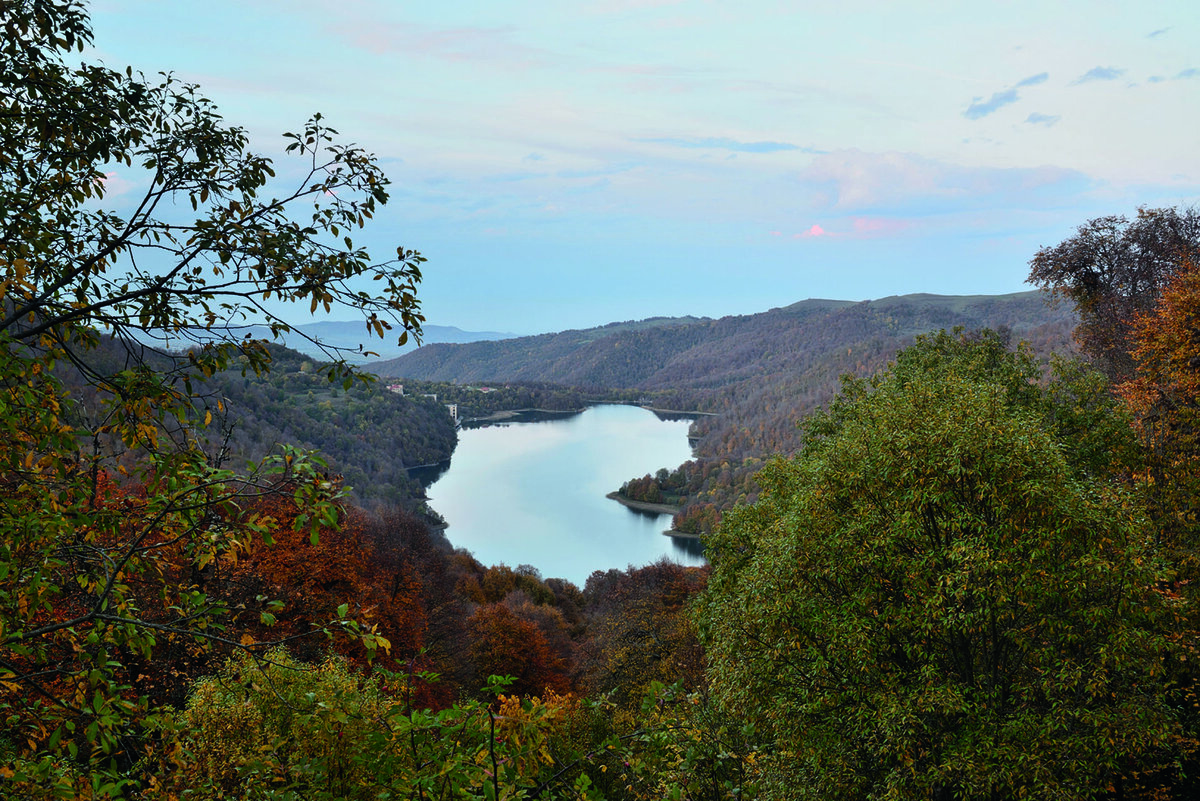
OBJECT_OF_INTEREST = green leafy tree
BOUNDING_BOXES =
[698,331,1180,800]
[149,648,588,801]
[0,1,424,794]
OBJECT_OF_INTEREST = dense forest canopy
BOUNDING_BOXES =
[7,1,1200,798]
[700,331,1175,798]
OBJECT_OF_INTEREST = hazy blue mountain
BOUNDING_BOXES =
[169,321,516,363]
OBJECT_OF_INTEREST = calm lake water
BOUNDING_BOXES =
[423,404,706,587]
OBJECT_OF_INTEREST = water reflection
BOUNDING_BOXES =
[668,535,706,560]
[424,404,706,586]
[408,461,450,487]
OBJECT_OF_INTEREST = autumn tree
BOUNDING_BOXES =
[1028,206,1200,382]
[467,603,571,697]
[1116,259,1196,508]
[698,331,1179,800]
[0,1,425,793]
[581,561,708,706]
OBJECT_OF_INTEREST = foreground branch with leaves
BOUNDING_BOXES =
[0,0,427,793]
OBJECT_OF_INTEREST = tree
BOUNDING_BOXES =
[581,561,707,707]
[1118,257,1200,557]
[467,603,570,697]
[1107,253,1200,799]
[151,648,584,801]
[1028,207,1200,382]
[0,1,424,793]
[1,3,424,368]
[698,331,1179,800]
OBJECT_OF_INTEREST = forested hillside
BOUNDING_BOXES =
[204,345,457,508]
[14,3,1200,797]
[373,292,1070,390]
[379,291,1077,532]
[57,339,457,510]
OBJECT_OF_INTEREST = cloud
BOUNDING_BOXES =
[1147,27,1171,38]
[797,149,1092,214]
[1177,68,1200,80]
[589,0,686,12]
[556,162,640,180]
[336,22,550,70]
[523,153,546,163]
[963,73,1047,120]
[851,217,911,238]
[98,170,137,199]
[1025,112,1061,127]
[483,171,548,184]
[964,89,1019,119]
[1071,66,1126,85]
[635,136,818,154]
[783,217,911,241]
[1015,72,1049,88]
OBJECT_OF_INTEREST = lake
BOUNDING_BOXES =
[423,403,706,587]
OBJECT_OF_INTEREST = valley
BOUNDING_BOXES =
[376,289,1077,538]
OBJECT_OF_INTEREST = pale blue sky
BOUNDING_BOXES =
[88,0,1199,334]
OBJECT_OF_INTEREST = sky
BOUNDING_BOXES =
[87,0,1200,336]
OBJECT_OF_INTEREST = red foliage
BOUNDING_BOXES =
[467,603,571,697]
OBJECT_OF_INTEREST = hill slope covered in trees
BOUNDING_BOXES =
[372,292,1070,391]
[376,291,1076,532]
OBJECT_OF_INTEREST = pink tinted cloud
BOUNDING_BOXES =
[851,217,911,237]
[781,218,911,241]
[98,171,136,199]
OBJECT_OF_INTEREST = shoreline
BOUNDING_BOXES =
[464,407,584,424]
[605,492,703,543]
[605,491,681,516]
[662,529,702,541]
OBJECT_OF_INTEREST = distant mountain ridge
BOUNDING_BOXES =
[165,321,515,363]
[370,292,1073,390]
[371,290,1078,538]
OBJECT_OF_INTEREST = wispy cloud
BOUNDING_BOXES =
[964,89,1018,120]
[1177,68,1200,80]
[850,217,912,238]
[1025,112,1061,127]
[336,22,551,70]
[482,171,548,184]
[798,149,1091,213]
[795,224,828,238]
[963,73,1047,120]
[635,136,819,154]
[1071,66,1126,85]
[1147,26,1171,38]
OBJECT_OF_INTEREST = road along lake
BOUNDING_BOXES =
[422,403,706,587]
